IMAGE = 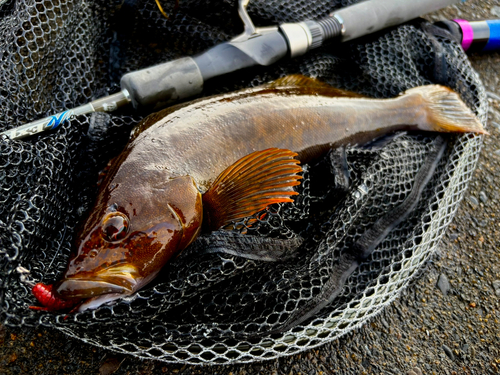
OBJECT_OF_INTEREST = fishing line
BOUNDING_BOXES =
[154,0,179,19]
[46,225,67,276]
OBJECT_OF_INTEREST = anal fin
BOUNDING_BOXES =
[202,148,302,231]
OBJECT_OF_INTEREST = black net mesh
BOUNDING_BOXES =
[0,0,487,365]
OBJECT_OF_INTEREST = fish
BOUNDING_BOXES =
[31,76,485,312]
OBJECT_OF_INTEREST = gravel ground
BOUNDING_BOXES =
[1,1,499,374]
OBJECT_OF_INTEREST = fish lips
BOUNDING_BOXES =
[54,278,130,299]
[54,266,140,299]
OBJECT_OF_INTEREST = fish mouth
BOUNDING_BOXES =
[55,264,140,299]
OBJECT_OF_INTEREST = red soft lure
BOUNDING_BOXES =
[30,282,81,311]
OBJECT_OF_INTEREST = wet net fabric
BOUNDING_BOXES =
[0,0,488,365]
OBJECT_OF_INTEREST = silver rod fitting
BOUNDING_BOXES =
[279,22,313,58]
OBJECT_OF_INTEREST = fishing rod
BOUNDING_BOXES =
[436,19,500,53]
[1,0,465,141]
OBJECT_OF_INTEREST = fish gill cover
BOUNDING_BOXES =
[0,0,488,365]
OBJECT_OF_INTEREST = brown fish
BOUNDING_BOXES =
[41,77,485,311]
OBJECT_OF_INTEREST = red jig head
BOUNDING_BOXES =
[30,282,81,312]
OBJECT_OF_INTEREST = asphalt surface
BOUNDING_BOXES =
[1,0,499,374]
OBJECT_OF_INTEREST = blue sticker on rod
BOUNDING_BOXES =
[484,20,500,52]
[45,111,72,130]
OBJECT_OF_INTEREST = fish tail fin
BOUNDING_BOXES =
[405,85,487,135]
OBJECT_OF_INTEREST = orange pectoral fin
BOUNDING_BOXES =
[202,148,302,231]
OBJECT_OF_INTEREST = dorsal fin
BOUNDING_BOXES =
[267,74,333,88]
[267,74,365,98]
[202,148,302,231]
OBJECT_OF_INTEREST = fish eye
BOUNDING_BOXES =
[101,212,129,242]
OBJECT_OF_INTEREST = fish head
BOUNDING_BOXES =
[55,175,203,301]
